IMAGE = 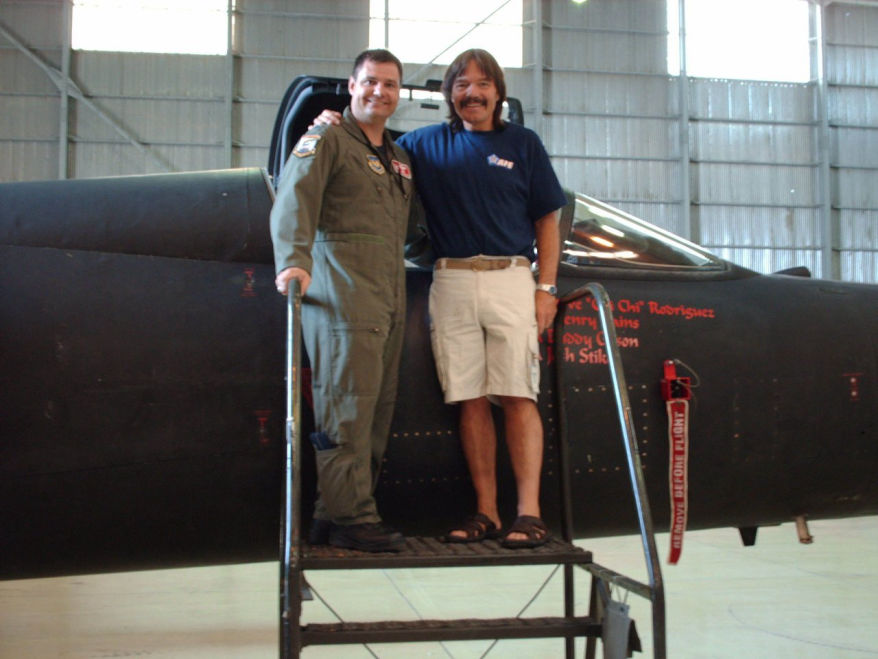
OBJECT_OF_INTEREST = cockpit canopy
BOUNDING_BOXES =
[561,193,724,271]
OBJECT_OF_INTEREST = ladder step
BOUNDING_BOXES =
[301,615,601,646]
[301,536,592,569]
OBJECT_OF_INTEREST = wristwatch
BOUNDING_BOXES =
[536,283,558,296]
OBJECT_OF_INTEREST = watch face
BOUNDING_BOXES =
[539,284,557,295]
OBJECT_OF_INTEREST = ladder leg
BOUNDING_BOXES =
[564,563,577,659]
[585,575,598,659]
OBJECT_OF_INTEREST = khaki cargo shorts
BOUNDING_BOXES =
[429,255,540,404]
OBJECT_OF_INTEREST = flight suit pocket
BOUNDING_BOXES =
[330,322,388,396]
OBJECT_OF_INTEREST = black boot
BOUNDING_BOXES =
[307,518,335,545]
[329,523,405,552]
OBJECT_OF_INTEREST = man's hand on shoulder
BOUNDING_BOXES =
[309,109,343,129]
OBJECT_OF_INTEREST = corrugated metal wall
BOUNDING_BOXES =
[1,0,877,282]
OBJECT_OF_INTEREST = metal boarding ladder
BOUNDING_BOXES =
[557,282,667,659]
[279,280,666,658]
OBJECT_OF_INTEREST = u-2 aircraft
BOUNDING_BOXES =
[1,76,877,581]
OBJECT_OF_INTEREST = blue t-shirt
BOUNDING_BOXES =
[396,122,567,260]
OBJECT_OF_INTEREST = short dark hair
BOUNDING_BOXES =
[441,49,507,132]
[351,49,403,81]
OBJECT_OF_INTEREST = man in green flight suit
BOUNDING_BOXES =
[270,49,414,552]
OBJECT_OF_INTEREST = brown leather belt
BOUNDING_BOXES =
[434,256,530,271]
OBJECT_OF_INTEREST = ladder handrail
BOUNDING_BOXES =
[554,281,666,659]
[280,279,303,659]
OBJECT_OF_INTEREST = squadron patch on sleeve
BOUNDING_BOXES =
[293,134,321,158]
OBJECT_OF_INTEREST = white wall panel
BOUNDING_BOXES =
[690,122,814,164]
[554,158,677,204]
[841,251,878,283]
[545,72,677,115]
[547,29,667,74]
[544,115,676,159]
[72,52,226,97]
[693,164,814,206]
[238,59,352,104]
[834,168,878,208]
[69,98,224,144]
[699,206,820,249]
[239,11,366,59]
[826,2,878,44]
[0,141,56,182]
[238,103,278,149]
[689,79,814,123]
[0,93,58,137]
[828,85,878,126]
[71,143,225,179]
[826,45,878,86]
[840,210,878,249]
[0,0,63,51]
[546,0,665,32]
[833,127,878,167]
[0,51,58,93]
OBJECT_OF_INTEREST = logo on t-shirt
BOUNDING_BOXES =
[487,154,514,170]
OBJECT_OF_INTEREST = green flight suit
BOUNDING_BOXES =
[270,108,413,525]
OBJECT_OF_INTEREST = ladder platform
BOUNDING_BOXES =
[301,615,601,646]
[301,535,593,569]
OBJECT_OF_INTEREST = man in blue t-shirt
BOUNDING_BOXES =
[316,48,567,549]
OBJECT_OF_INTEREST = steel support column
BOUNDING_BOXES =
[58,0,71,179]
[677,0,694,242]
[813,1,839,280]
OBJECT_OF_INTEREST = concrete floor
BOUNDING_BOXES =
[2,516,877,658]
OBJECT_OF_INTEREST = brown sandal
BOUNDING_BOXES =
[440,513,502,543]
[501,515,549,549]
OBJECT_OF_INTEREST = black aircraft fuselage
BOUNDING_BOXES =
[3,73,878,580]
[1,166,877,581]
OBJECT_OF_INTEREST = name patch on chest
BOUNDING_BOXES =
[487,154,514,170]
[391,159,412,179]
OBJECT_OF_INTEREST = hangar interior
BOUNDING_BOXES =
[1,0,878,281]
